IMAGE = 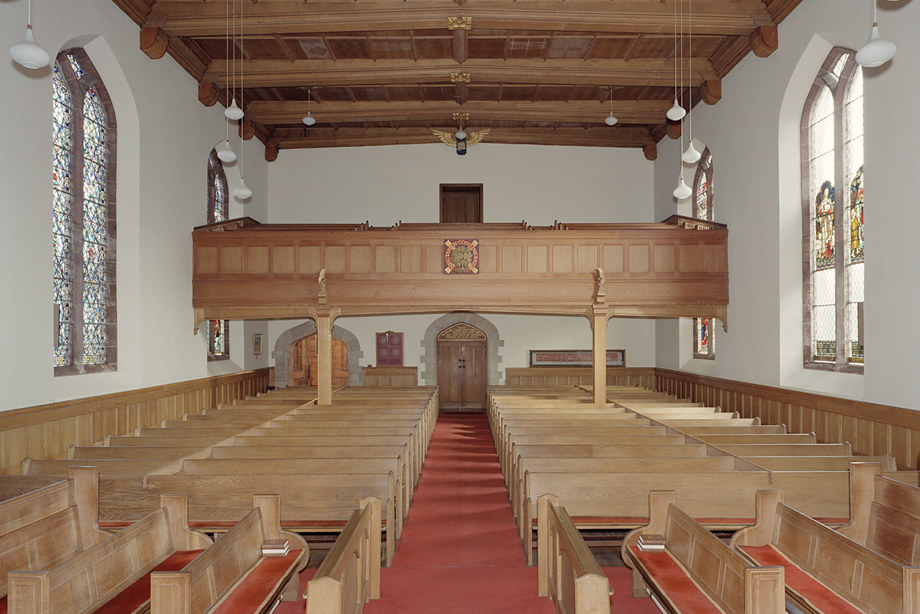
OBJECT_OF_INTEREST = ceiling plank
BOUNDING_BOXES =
[204,58,714,88]
[147,2,774,37]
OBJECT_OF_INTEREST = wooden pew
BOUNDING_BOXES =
[304,497,382,614]
[150,495,307,614]
[0,468,110,609]
[518,469,854,565]
[8,494,212,614]
[839,461,920,564]
[537,494,612,614]
[22,457,172,475]
[69,445,203,459]
[143,472,400,565]
[730,489,920,613]
[622,490,784,613]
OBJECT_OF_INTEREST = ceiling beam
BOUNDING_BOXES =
[246,99,671,125]
[273,125,654,149]
[146,2,774,37]
[203,58,716,88]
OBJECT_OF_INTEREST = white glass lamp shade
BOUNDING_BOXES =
[666,99,686,121]
[455,129,467,140]
[10,25,50,69]
[856,25,896,67]
[224,98,244,120]
[682,140,702,164]
[673,175,692,199]
[216,139,237,163]
[303,112,316,126]
[604,112,618,126]
[233,177,252,200]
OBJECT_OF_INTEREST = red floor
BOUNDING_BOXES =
[278,413,660,613]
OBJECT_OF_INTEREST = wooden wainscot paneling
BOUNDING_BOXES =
[655,369,920,470]
[0,369,272,475]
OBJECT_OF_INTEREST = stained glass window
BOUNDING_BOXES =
[53,50,116,374]
[802,48,863,370]
[692,148,715,359]
[207,149,230,361]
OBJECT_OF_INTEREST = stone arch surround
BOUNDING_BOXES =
[272,321,364,387]
[421,313,503,387]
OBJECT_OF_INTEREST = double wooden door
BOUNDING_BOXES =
[436,323,487,412]
[291,334,348,387]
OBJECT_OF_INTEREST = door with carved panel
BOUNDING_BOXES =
[290,334,349,387]
[436,323,487,412]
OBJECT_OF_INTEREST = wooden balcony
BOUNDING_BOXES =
[192,216,728,329]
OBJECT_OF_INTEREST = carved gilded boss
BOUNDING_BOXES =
[444,239,479,274]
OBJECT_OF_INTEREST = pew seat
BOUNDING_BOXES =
[151,495,306,614]
[7,494,212,614]
[623,490,784,614]
[731,489,920,613]
[0,468,110,611]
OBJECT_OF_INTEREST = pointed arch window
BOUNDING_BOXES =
[207,149,230,361]
[692,148,715,360]
[802,48,864,371]
[53,49,117,374]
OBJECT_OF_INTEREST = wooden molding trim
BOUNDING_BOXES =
[198,81,219,107]
[751,26,779,58]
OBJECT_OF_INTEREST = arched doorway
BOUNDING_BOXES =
[291,335,349,387]
[272,321,363,388]
[437,323,487,412]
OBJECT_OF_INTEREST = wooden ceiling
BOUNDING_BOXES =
[113,0,804,160]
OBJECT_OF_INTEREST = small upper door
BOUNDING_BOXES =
[440,184,483,223]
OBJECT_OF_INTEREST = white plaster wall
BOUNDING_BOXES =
[0,0,266,411]
[265,143,657,377]
[653,0,919,410]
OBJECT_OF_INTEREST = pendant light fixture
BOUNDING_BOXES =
[232,0,250,202]
[666,0,686,122]
[303,87,316,126]
[217,0,237,163]
[224,0,244,120]
[672,0,691,200]
[682,0,701,164]
[604,86,618,126]
[855,0,897,68]
[10,0,51,70]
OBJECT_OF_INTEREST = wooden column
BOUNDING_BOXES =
[315,308,334,405]
[591,306,608,406]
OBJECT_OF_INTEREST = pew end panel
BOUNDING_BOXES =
[304,496,382,614]
[537,494,612,614]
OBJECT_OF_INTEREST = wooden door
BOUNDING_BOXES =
[436,323,487,412]
[440,184,483,223]
[291,335,348,387]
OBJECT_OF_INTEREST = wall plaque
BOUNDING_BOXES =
[528,349,626,367]
[444,239,479,274]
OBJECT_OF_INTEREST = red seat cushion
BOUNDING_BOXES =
[738,545,862,614]
[1,594,7,614]
[93,549,204,614]
[211,550,304,614]
[628,545,722,613]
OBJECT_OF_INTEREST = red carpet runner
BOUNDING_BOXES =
[279,413,659,613]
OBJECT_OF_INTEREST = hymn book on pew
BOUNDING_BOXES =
[638,534,666,552]
[261,539,290,557]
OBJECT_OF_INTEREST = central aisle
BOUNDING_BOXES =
[364,413,555,613]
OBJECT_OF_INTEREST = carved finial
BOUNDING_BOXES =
[318,269,327,304]
[595,267,606,304]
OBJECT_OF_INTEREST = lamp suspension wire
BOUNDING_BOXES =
[687,0,692,141]
[226,0,231,142]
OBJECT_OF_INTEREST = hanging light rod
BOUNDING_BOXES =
[604,86,618,126]
[10,0,51,70]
